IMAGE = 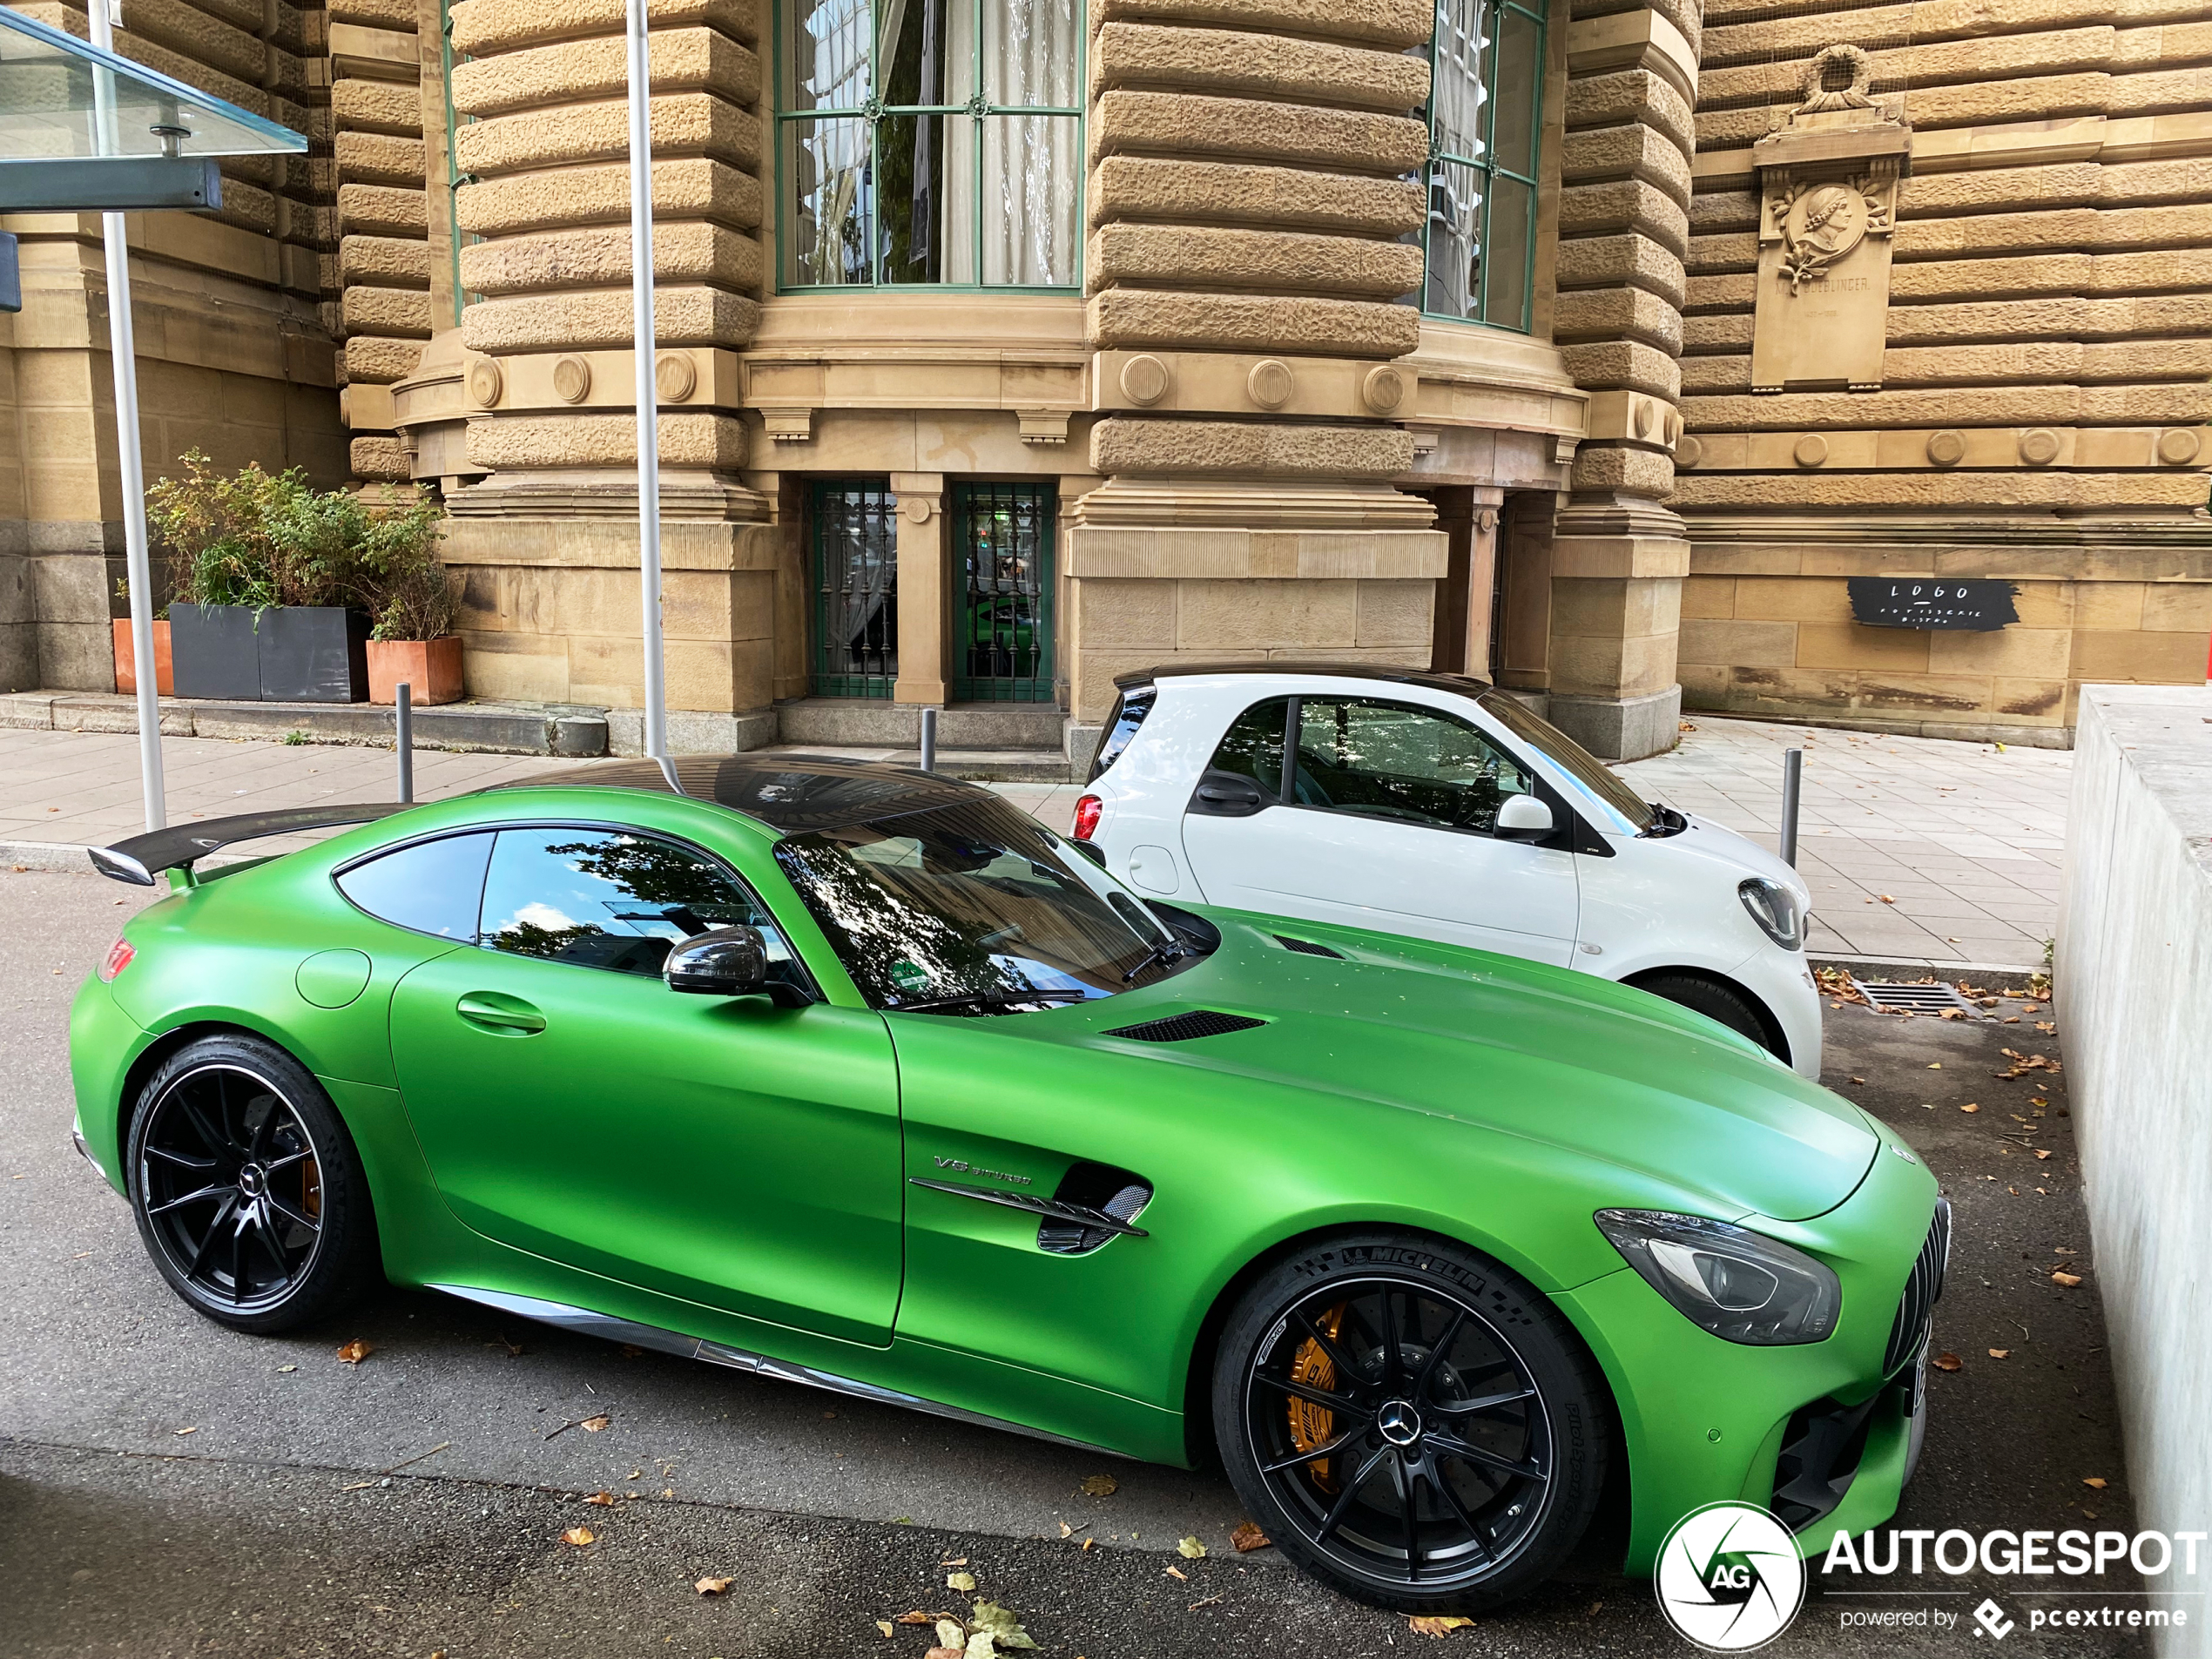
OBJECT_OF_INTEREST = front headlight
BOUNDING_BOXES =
[1595,1210,1840,1345]
[1738,876,1806,950]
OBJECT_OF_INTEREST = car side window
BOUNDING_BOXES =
[476,827,804,983]
[334,831,495,940]
[1292,698,1536,835]
[1204,698,1290,800]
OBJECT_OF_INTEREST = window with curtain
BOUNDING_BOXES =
[1420,0,1547,333]
[777,0,1082,290]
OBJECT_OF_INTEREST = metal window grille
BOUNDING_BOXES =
[953,482,1054,702]
[811,479,899,697]
[1420,0,1548,334]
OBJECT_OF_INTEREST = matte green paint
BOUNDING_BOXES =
[68,781,1939,1574]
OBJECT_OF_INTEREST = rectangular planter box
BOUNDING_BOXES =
[111,618,173,696]
[169,604,371,703]
[368,635,465,705]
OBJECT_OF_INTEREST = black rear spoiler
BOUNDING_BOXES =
[90,804,410,887]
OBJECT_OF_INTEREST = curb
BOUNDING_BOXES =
[2,840,94,875]
[1811,951,2046,983]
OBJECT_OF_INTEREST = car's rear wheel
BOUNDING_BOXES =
[1633,971,1782,1061]
[1212,1233,1608,1615]
[126,1034,379,1333]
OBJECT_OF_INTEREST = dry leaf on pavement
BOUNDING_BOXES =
[894,1612,934,1625]
[581,1414,610,1432]
[1959,1103,1979,1113]
[560,1527,595,1548]
[926,1649,964,1659]
[335,1339,373,1364]
[1163,1565,1188,1581]
[695,1576,732,1595]
[947,1572,977,1592]
[1932,1352,1963,1372]
[2084,1477,2108,1489]
[1409,1615,1475,1635]
[1080,1474,1117,1496]
[1231,1521,1271,1552]
[1177,1535,1207,1559]
[1988,1349,2010,1359]
[968,1600,1039,1650]
[2053,1271,2083,1287]
[876,1620,894,1637]
[585,1492,617,1506]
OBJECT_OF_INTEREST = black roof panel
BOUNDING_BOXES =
[479,753,988,833]
[1111,660,1494,698]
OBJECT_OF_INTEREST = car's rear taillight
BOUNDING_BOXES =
[1072,794,1103,840]
[97,938,134,982]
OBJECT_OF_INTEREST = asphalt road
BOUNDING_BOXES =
[0,867,2144,1656]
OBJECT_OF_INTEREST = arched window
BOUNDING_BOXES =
[1421,0,1547,332]
[776,0,1082,290]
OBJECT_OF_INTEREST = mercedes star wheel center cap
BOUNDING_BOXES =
[1377,1399,1423,1447]
[238,1164,266,1197]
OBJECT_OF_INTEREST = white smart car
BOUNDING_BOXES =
[1072,664,1823,1078]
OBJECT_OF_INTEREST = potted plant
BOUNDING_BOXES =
[111,579,173,696]
[357,484,462,705]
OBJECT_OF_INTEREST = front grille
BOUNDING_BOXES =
[1106,1009,1267,1043]
[1275,935,1345,959]
[1882,1198,1952,1378]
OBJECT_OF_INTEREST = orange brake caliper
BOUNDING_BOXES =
[1286,1302,1349,1489]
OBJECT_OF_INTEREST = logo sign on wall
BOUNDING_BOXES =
[1847,577,2021,631]
[1655,1501,1808,1651]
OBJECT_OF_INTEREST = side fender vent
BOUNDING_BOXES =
[1038,1161,1154,1256]
[1106,1009,1266,1042]
[1275,934,1345,959]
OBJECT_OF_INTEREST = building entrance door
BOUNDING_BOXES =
[811,479,899,697]
[952,482,1055,702]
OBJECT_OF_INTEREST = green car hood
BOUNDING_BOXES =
[1055,914,1878,1224]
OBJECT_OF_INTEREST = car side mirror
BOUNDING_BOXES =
[1494,794,1555,842]
[664,925,769,996]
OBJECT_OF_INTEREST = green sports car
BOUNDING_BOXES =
[67,755,1946,1614]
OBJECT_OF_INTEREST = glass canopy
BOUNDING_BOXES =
[0,6,306,159]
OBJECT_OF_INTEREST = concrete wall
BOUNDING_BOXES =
[2057,684,2212,1651]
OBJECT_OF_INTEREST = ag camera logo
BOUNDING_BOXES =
[1656,1501,1807,1651]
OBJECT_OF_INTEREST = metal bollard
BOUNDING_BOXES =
[395,681,415,804]
[1778,745,1803,867]
[919,705,938,773]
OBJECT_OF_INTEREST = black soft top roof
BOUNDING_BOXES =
[479,753,989,833]
[1112,660,1494,698]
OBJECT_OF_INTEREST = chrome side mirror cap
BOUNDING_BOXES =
[664,925,769,996]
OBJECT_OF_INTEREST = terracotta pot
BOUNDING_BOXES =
[112,618,173,696]
[368,635,465,705]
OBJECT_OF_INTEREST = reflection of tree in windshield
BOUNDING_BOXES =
[548,836,757,920]
[772,798,1155,1009]
[491,915,609,960]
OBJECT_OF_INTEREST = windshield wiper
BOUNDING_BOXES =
[1121,938,1188,983]
[893,988,1097,1015]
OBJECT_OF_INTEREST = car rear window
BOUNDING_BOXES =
[1088,686,1155,780]
[334,832,495,940]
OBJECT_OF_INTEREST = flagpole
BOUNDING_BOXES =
[624,0,667,763]
[90,0,165,830]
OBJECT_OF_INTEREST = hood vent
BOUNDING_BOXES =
[1275,935,1345,959]
[1107,1009,1267,1043]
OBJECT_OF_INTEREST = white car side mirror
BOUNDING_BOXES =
[1495,794,1555,842]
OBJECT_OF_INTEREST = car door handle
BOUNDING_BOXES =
[455,992,546,1035]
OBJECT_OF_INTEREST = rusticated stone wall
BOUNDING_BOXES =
[1068,0,1447,728]
[1675,0,2212,743]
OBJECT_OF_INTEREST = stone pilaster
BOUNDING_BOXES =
[889,473,949,707]
[1548,0,1701,758]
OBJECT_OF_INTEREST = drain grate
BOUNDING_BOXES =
[1851,978,1982,1016]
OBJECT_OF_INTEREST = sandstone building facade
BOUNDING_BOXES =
[2,0,2204,760]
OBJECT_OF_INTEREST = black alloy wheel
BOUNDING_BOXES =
[127,1035,379,1333]
[1214,1234,1608,1614]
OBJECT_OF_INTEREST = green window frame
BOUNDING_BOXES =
[773,0,1084,293]
[951,481,1055,703]
[1420,0,1548,334]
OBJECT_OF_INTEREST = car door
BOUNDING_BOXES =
[383,824,904,1345]
[1178,693,1581,965]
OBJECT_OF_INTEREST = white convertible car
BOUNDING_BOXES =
[1071,663,1823,1079]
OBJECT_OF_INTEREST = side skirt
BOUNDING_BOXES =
[430,1284,1124,1458]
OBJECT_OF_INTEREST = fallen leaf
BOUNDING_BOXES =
[1177,1535,1207,1560]
[1081,1538,1094,1552]
[968,1600,1039,1650]
[335,1339,373,1365]
[947,1572,976,1592]
[2035,1150,2053,1160]
[1959,1103,1980,1113]
[585,1492,617,1506]
[1230,1521,1271,1553]
[2084,1477,2108,1490]
[2053,1270,2082,1287]
[561,1527,594,1548]
[1163,1565,1188,1581]
[1932,1352,1963,1372]
[1879,894,1895,904]
[694,1576,732,1595]
[941,1558,970,1568]
[2036,1022,2056,1035]
[935,1622,964,1652]
[894,1612,934,1625]
[1988,1348,2011,1359]
[926,1649,964,1659]
[877,1621,895,1638]
[276,1364,297,1373]
[581,1414,610,1433]
[173,1426,198,1436]
[1850,1076,1865,1085]
[1927,1062,1942,1070]
[1079,1474,1117,1497]
[1409,1615,1475,1636]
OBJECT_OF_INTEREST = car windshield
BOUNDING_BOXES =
[772,793,1182,1013]
[1475,688,1657,833]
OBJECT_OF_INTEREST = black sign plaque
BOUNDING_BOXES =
[1847,577,2020,632]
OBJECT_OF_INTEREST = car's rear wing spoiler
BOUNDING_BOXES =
[89,804,410,887]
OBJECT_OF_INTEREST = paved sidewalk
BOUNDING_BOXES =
[2,718,2063,968]
[1621,715,2069,968]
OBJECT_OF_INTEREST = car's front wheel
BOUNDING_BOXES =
[1212,1233,1609,1615]
[126,1034,380,1333]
